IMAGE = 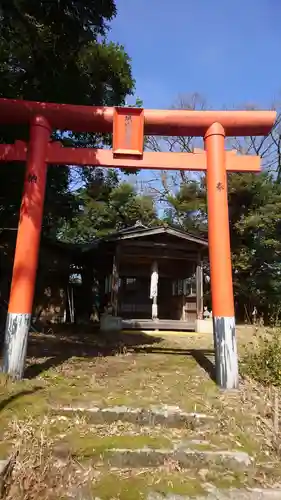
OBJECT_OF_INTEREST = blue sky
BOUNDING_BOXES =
[109,0,281,110]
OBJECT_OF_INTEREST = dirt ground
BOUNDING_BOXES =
[0,325,280,499]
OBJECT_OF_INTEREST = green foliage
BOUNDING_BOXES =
[162,177,207,235]
[59,169,158,242]
[0,0,133,105]
[0,0,135,234]
[241,331,281,386]
[228,172,281,320]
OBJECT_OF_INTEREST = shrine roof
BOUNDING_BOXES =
[96,223,208,248]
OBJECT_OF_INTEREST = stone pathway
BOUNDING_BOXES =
[50,403,281,499]
[54,404,253,471]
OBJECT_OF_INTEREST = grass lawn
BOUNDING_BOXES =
[0,325,280,499]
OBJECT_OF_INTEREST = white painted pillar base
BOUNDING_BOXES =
[2,313,31,380]
[152,302,158,320]
[213,316,239,389]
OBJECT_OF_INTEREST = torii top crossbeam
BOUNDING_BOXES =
[0,98,275,136]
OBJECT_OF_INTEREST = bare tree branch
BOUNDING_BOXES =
[144,93,207,210]
[228,103,281,176]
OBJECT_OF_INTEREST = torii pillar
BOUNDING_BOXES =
[204,123,238,388]
[3,116,51,379]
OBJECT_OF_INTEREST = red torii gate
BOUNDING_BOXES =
[0,99,276,388]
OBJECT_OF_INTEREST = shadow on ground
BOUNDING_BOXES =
[0,388,43,413]
[24,326,216,382]
[24,328,162,379]
[133,346,216,382]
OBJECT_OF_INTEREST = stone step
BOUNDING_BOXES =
[56,443,252,472]
[98,448,252,471]
[71,474,281,500]
[73,489,281,500]
[54,404,215,429]
[146,489,281,499]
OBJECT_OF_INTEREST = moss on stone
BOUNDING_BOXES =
[63,433,172,459]
[91,472,205,500]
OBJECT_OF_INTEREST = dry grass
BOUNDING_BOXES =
[2,417,67,499]
[0,326,281,498]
